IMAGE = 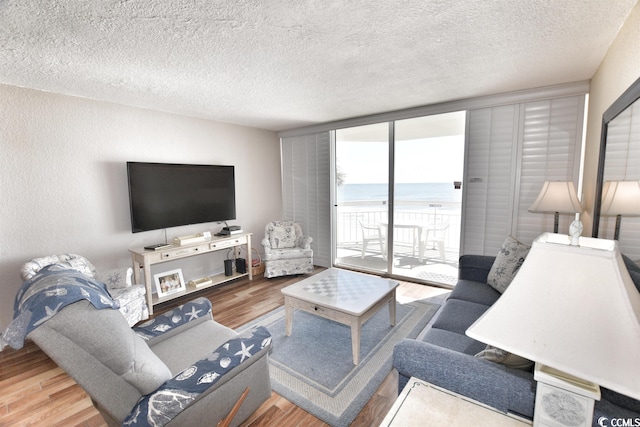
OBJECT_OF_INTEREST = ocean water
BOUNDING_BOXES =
[338,182,461,203]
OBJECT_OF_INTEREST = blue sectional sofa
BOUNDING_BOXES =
[392,254,640,424]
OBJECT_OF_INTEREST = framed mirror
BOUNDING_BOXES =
[592,76,640,257]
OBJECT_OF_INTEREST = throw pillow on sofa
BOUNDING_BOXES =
[475,345,534,370]
[477,236,533,371]
[487,235,530,294]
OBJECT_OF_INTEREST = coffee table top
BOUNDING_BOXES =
[281,268,398,316]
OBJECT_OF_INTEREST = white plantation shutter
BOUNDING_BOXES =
[281,132,331,267]
[463,95,586,255]
[601,101,640,259]
[515,96,585,244]
[463,105,519,255]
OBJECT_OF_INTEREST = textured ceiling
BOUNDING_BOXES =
[0,1,636,131]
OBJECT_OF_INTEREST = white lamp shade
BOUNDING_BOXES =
[529,181,584,214]
[466,233,640,400]
[601,180,640,216]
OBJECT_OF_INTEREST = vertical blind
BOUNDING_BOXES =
[281,132,332,268]
[463,95,586,255]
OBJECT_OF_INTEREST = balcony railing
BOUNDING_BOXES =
[336,202,461,253]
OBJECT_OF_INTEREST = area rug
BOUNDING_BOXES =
[236,299,439,427]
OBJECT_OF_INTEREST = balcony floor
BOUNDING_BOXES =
[335,245,459,286]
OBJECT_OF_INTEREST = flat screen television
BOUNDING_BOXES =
[127,162,236,233]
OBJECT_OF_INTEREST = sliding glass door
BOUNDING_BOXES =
[334,112,465,286]
[335,123,390,274]
[391,113,465,285]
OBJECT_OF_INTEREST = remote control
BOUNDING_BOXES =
[144,243,171,251]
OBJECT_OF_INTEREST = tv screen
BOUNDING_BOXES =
[127,162,236,233]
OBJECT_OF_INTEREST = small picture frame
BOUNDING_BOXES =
[154,269,185,298]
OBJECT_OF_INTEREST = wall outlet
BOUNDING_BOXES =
[235,246,241,258]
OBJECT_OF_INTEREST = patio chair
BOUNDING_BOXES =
[423,221,450,262]
[359,220,386,259]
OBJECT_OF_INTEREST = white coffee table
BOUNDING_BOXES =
[281,268,399,365]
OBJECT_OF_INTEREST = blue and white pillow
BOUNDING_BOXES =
[487,236,530,293]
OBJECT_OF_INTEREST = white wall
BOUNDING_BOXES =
[0,84,282,332]
[583,2,640,233]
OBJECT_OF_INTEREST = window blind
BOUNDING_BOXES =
[463,95,585,255]
[281,132,332,268]
[463,105,519,255]
[515,96,585,244]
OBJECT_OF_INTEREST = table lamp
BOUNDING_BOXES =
[466,233,640,427]
[529,181,584,245]
[600,180,640,240]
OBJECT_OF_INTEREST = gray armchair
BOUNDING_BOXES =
[4,255,272,427]
[29,297,272,427]
[262,220,314,278]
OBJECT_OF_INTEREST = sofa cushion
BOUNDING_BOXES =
[487,236,530,293]
[458,255,496,283]
[263,247,313,261]
[601,387,640,413]
[150,319,239,374]
[629,269,640,294]
[623,254,640,273]
[448,280,501,306]
[431,299,491,335]
[424,328,488,356]
[622,254,640,293]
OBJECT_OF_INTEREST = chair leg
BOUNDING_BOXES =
[437,240,446,262]
[217,387,250,427]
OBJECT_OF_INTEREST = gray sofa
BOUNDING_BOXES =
[392,254,640,424]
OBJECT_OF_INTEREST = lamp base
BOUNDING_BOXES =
[533,364,600,427]
[569,219,583,246]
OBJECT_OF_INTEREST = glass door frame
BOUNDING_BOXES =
[331,113,465,286]
[330,119,404,276]
[331,121,393,276]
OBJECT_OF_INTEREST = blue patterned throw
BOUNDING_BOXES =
[133,298,213,340]
[2,265,119,349]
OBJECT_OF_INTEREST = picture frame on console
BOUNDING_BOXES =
[154,269,186,298]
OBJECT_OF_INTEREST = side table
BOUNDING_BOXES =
[380,377,532,426]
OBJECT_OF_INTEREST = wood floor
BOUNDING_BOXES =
[0,268,449,427]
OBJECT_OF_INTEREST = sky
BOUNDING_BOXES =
[336,135,465,184]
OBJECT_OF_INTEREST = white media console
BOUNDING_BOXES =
[129,232,252,315]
